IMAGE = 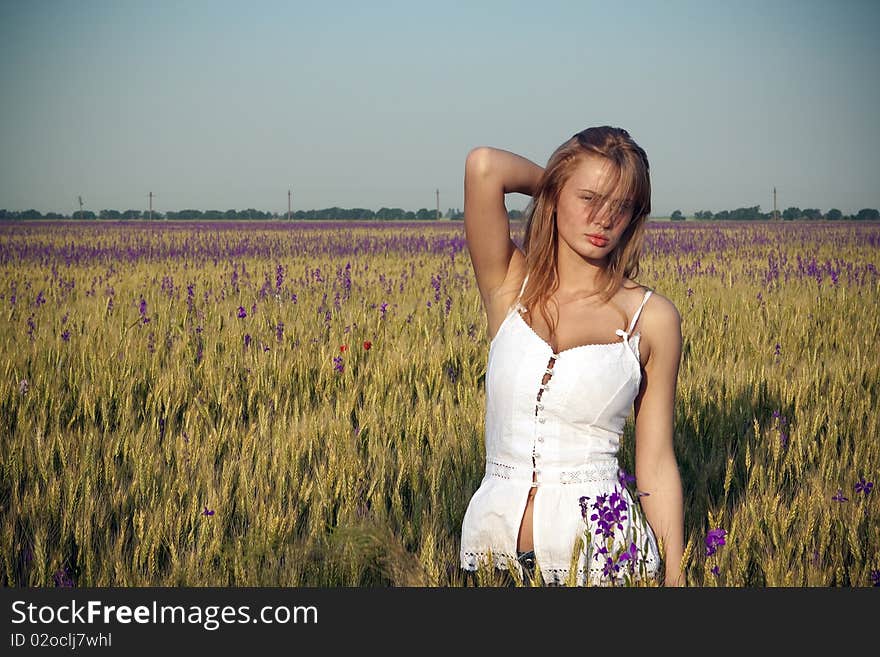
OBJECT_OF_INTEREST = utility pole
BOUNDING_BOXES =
[772,186,778,221]
[149,191,154,221]
[77,195,83,220]
[435,188,440,220]
[288,189,292,221]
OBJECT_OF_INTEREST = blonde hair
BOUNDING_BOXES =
[520,126,651,339]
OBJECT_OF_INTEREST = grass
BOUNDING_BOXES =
[1,220,877,586]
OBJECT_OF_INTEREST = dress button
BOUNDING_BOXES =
[535,453,541,458]
[538,418,546,424]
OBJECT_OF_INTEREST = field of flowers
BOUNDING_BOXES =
[1,219,878,587]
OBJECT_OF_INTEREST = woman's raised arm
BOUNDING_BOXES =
[463,147,543,307]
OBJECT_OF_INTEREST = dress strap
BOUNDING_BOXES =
[625,288,653,335]
[517,272,529,301]
[514,272,529,312]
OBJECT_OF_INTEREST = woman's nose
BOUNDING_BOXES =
[594,210,613,228]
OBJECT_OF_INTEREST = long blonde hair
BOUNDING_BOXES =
[520,126,651,338]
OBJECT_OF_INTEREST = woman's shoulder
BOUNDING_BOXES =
[632,284,680,327]
[623,281,682,365]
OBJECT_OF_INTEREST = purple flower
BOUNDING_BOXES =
[618,468,636,488]
[202,506,214,517]
[832,488,848,502]
[705,528,727,556]
[616,542,640,573]
[333,356,344,373]
[774,343,781,356]
[870,570,880,587]
[237,306,247,318]
[275,321,284,342]
[61,329,70,342]
[18,379,28,395]
[583,487,629,540]
[243,333,251,348]
[53,567,74,587]
[855,477,874,495]
[138,297,150,324]
[710,565,720,577]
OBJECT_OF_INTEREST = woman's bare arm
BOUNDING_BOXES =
[632,294,685,586]
[463,147,543,307]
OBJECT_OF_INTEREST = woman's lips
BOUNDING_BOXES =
[586,234,608,246]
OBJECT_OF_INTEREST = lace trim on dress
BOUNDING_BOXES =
[484,459,619,484]
[461,550,661,586]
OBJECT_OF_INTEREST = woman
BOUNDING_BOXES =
[459,127,684,587]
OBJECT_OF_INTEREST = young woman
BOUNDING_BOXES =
[459,126,684,587]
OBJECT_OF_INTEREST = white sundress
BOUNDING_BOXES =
[460,273,661,586]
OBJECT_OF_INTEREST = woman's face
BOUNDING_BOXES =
[554,154,634,263]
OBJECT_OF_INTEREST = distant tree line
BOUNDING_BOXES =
[2,205,877,222]
[446,208,523,220]
[0,207,448,221]
[670,206,879,221]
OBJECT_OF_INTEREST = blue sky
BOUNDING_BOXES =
[1,0,878,216]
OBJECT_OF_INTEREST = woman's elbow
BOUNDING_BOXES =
[465,146,494,179]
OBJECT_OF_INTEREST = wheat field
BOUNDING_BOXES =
[1,219,877,587]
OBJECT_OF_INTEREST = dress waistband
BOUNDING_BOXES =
[485,459,619,486]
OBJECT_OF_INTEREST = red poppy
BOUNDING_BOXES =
[340,344,348,352]
[363,341,372,350]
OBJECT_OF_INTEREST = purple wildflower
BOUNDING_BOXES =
[275,321,284,342]
[855,477,874,496]
[618,468,636,488]
[711,565,720,577]
[202,506,214,517]
[774,343,781,356]
[870,570,880,587]
[61,329,70,342]
[243,333,251,348]
[333,356,344,373]
[616,542,640,574]
[19,379,29,395]
[138,297,150,324]
[53,567,74,587]
[832,488,848,502]
[237,306,247,318]
[705,528,727,556]
[585,487,629,539]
